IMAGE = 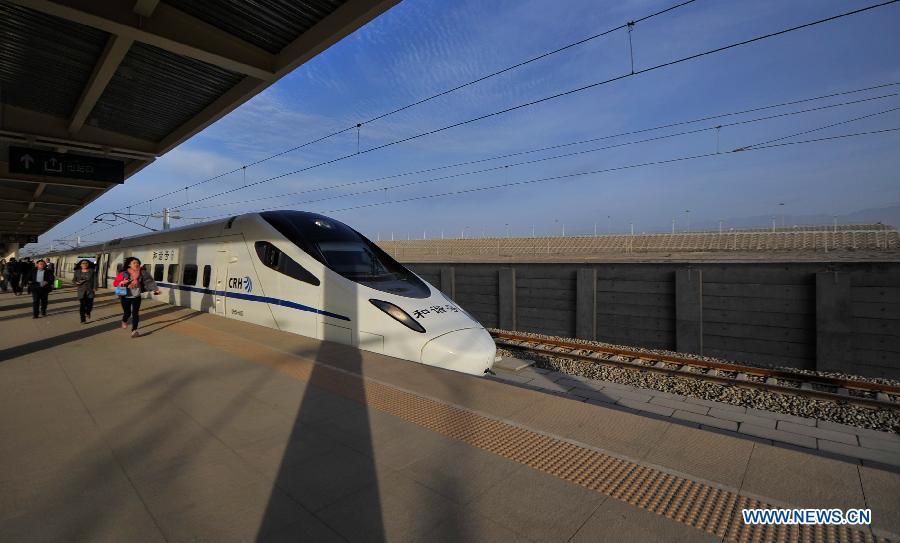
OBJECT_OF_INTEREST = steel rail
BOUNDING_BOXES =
[490,331,899,411]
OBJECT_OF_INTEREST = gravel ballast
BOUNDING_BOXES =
[491,329,900,434]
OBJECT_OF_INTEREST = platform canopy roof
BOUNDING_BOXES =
[0,0,398,252]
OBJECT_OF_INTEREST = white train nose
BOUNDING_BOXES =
[421,328,496,376]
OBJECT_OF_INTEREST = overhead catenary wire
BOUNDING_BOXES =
[72,81,900,244]
[200,98,900,218]
[28,222,117,253]
[110,213,158,232]
[80,224,117,239]
[155,0,900,213]
[104,0,700,214]
[323,126,900,215]
[33,125,900,252]
[176,88,900,213]
[156,104,900,229]
[54,0,701,243]
[209,105,900,219]
[735,104,900,150]
[72,206,165,240]
[58,100,900,246]
[55,0,900,242]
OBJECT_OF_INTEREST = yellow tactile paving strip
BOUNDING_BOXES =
[173,320,889,543]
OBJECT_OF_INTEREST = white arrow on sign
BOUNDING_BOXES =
[20,154,35,169]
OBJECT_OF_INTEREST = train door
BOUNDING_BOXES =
[255,242,318,338]
[213,248,229,315]
[97,253,110,288]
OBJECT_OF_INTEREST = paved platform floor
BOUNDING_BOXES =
[1,288,899,543]
[490,357,900,467]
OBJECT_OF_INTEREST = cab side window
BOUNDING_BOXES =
[153,264,164,281]
[202,265,211,288]
[255,241,320,286]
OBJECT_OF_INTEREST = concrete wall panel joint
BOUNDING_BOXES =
[499,268,516,330]
[576,268,596,340]
[440,267,456,300]
[816,271,853,373]
[676,268,703,355]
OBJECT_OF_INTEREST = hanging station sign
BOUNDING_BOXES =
[9,146,125,183]
[0,234,39,244]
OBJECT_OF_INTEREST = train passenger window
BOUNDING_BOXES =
[183,264,198,286]
[153,264,164,281]
[167,264,179,283]
[254,241,320,286]
[202,265,211,288]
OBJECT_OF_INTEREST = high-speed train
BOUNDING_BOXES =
[42,211,496,375]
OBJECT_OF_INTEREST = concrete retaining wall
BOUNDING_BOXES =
[408,262,900,378]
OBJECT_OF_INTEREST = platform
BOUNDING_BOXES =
[1,288,899,542]
[489,357,900,468]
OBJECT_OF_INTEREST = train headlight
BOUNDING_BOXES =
[370,299,426,333]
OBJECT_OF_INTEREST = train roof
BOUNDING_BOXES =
[39,213,250,258]
[36,210,355,258]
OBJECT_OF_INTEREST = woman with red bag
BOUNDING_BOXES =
[113,257,160,338]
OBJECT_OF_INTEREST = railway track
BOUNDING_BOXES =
[491,331,900,411]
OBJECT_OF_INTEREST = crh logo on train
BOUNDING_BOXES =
[228,275,253,292]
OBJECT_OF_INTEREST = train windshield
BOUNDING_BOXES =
[260,211,430,298]
[317,241,390,276]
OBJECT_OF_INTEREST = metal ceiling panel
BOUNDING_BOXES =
[163,0,346,54]
[1,0,399,248]
[89,42,244,142]
[0,179,35,193]
[28,203,71,214]
[41,184,95,200]
[0,2,108,118]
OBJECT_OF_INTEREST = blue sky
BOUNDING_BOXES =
[43,0,900,246]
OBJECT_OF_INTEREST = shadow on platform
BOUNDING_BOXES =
[253,274,387,541]
[0,303,182,362]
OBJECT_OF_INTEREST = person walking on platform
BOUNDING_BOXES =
[8,257,23,295]
[0,258,8,292]
[73,259,96,323]
[113,257,160,338]
[22,258,35,295]
[28,259,55,318]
